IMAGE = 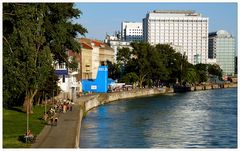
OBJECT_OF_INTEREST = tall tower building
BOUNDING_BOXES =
[143,10,208,64]
[209,30,235,76]
[121,21,143,42]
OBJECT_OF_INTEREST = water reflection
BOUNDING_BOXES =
[80,88,237,148]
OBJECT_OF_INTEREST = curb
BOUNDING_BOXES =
[74,105,83,148]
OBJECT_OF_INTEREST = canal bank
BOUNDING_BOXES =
[80,87,237,148]
[76,87,171,147]
[174,82,237,92]
[77,83,237,147]
[32,83,237,148]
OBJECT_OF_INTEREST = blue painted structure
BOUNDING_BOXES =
[82,66,109,93]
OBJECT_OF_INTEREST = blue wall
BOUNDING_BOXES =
[82,66,108,93]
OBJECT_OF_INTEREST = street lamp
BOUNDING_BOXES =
[26,100,29,143]
[45,94,48,114]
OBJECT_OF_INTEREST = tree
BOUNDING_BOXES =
[185,67,200,84]
[121,72,139,85]
[4,4,53,112]
[106,60,121,80]
[116,47,132,79]
[148,45,168,86]
[155,44,174,82]
[34,68,60,105]
[195,63,208,83]
[129,42,153,88]
[208,64,223,80]
[117,47,131,66]
[3,3,87,113]
[116,42,203,88]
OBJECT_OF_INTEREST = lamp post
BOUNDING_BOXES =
[26,99,29,143]
[45,94,48,114]
[52,90,54,105]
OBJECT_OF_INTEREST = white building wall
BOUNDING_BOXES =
[54,61,80,100]
[207,58,217,64]
[121,22,143,42]
[91,45,100,79]
[110,41,131,62]
[104,34,131,62]
[143,10,208,64]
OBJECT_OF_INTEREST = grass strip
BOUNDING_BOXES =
[3,105,48,148]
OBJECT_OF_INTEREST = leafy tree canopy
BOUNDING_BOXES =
[3,3,87,111]
[112,42,224,87]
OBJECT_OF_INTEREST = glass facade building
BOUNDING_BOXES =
[208,30,235,76]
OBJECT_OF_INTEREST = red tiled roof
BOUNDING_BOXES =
[79,38,91,44]
[92,40,102,47]
[80,38,103,47]
[79,38,113,51]
[81,42,92,49]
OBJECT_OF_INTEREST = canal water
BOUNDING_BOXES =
[80,88,237,148]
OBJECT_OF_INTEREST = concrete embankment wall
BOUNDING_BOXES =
[191,83,237,91]
[75,88,169,147]
[84,88,168,112]
[174,83,237,93]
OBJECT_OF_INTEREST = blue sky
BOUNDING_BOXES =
[75,3,237,41]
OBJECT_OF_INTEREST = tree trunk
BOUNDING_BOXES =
[139,73,148,88]
[37,97,41,106]
[22,89,38,114]
[139,78,143,88]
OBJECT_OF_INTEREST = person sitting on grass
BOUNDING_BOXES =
[26,130,33,137]
[24,130,34,142]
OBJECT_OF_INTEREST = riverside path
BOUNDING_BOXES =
[31,104,82,148]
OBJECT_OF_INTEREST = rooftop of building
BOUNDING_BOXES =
[153,10,196,14]
[79,38,113,51]
[122,21,142,24]
[147,10,204,17]
[209,30,233,38]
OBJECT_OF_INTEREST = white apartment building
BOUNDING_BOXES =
[54,61,79,100]
[121,21,143,42]
[143,10,209,64]
[104,34,131,62]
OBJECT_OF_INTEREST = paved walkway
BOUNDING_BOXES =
[31,104,82,148]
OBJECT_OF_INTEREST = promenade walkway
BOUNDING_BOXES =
[31,90,168,148]
[31,104,82,148]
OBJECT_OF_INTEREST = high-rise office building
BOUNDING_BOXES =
[143,10,208,64]
[209,30,235,76]
[121,21,143,42]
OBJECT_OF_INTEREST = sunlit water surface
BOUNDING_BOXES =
[80,88,237,148]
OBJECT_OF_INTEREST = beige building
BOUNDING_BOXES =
[55,38,114,99]
[99,45,114,65]
[79,38,114,80]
